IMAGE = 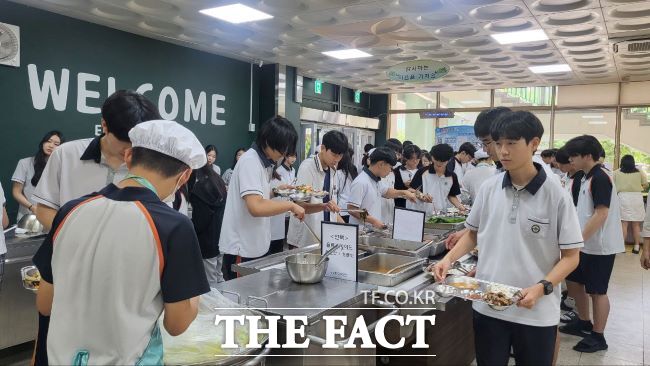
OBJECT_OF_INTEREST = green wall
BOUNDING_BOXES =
[0,2,260,221]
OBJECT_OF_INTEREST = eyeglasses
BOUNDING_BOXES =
[477,140,494,149]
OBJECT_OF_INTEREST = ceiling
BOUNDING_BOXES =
[10,0,650,94]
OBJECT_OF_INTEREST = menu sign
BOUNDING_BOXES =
[321,222,358,282]
[392,207,425,242]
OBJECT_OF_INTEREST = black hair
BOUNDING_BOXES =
[322,130,348,155]
[599,148,606,159]
[32,130,64,186]
[620,154,639,173]
[369,147,397,166]
[430,143,454,162]
[541,149,556,158]
[474,106,512,138]
[205,145,218,155]
[130,147,189,178]
[564,135,603,161]
[231,148,246,168]
[401,144,422,169]
[385,138,403,154]
[403,140,413,148]
[554,147,570,165]
[490,110,544,143]
[419,151,432,168]
[457,142,477,158]
[256,115,298,156]
[363,143,374,153]
[338,146,358,189]
[102,90,160,142]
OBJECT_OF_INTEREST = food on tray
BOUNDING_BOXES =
[295,184,313,192]
[426,216,466,224]
[22,267,41,290]
[483,291,514,307]
[448,278,480,290]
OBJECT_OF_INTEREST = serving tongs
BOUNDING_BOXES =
[385,258,426,275]
[450,260,471,275]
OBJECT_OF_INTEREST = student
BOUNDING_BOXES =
[12,131,64,222]
[205,144,221,175]
[269,152,297,254]
[461,150,495,203]
[222,148,246,186]
[188,157,229,287]
[29,90,160,366]
[335,147,358,224]
[408,144,464,215]
[554,147,584,206]
[32,120,210,365]
[541,148,562,176]
[33,90,160,231]
[614,155,648,254]
[446,141,477,182]
[394,144,422,208]
[642,203,650,269]
[287,130,346,248]
[380,138,403,224]
[420,151,432,169]
[432,111,582,366]
[359,143,374,172]
[0,183,9,291]
[347,147,418,228]
[219,116,305,280]
[559,135,625,353]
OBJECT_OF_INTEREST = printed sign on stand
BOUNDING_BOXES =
[392,207,425,243]
[321,222,358,282]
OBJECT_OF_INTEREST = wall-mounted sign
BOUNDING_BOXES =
[419,110,455,119]
[354,90,361,103]
[314,79,323,94]
[387,60,450,83]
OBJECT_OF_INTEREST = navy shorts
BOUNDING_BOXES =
[566,252,616,295]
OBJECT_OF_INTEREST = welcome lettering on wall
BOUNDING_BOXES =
[26,64,227,126]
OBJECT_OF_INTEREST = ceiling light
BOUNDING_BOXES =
[490,29,549,45]
[582,115,604,119]
[588,121,608,125]
[529,64,571,74]
[199,4,273,24]
[322,49,372,60]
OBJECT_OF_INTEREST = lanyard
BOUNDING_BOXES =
[122,173,158,196]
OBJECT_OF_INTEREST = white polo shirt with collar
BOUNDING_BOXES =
[219,145,276,258]
[348,168,389,225]
[461,162,497,202]
[33,136,128,210]
[287,154,337,247]
[465,163,584,327]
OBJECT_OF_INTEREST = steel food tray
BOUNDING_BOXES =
[358,253,426,287]
[430,275,522,311]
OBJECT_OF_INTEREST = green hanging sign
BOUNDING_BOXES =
[387,60,450,83]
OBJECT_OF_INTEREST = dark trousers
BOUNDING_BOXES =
[34,313,50,365]
[473,310,557,366]
[222,254,258,280]
[268,239,284,255]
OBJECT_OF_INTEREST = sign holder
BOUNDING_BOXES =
[392,207,425,243]
[321,221,358,282]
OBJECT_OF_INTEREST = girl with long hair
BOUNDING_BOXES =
[614,155,648,253]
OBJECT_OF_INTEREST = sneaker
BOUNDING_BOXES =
[560,310,578,323]
[561,300,573,311]
[573,335,608,353]
[632,248,640,254]
[559,320,592,337]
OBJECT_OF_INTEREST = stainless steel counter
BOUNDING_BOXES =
[0,234,44,350]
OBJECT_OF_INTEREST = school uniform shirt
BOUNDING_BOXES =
[32,184,209,365]
[560,171,585,207]
[0,183,6,256]
[576,164,625,255]
[407,167,461,215]
[461,162,496,203]
[452,157,465,183]
[212,164,222,176]
[219,145,276,258]
[33,136,129,210]
[465,163,584,327]
[270,164,295,241]
[287,155,337,247]
[393,166,418,208]
[335,171,354,219]
[349,168,389,225]
[380,164,398,224]
[11,157,36,220]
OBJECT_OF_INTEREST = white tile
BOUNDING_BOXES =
[599,341,645,364]
[578,353,643,365]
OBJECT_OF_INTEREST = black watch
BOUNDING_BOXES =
[538,280,553,295]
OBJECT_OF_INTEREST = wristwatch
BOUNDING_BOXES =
[538,280,553,295]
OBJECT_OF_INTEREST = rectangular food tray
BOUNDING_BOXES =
[430,275,522,311]
[358,253,426,287]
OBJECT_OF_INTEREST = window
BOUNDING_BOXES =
[494,87,553,107]
[439,90,490,108]
[620,107,650,178]
[389,113,436,151]
[532,110,551,150]
[553,109,617,167]
[438,111,480,127]
[390,93,437,110]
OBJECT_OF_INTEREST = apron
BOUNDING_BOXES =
[618,191,645,221]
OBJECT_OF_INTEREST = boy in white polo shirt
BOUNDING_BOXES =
[559,135,625,352]
[219,116,305,280]
[287,130,347,248]
[642,204,650,269]
[347,147,418,228]
[433,111,583,365]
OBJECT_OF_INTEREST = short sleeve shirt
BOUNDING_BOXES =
[409,167,461,214]
[219,145,275,258]
[33,136,129,210]
[32,184,209,365]
[465,163,583,327]
[614,170,647,193]
[348,168,389,225]
[11,157,36,219]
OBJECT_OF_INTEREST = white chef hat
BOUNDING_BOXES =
[129,120,207,169]
[475,150,489,160]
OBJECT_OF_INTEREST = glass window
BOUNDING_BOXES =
[532,110,551,150]
[439,90,490,108]
[438,111,480,127]
[390,93,437,110]
[389,113,436,151]
[494,87,553,107]
[620,107,650,178]
[553,109,617,168]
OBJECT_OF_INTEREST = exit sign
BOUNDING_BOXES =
[354,90,362,103]
[314,79,323,94]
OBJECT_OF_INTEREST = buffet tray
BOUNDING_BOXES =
[358,253,426,287]
[429,275,522,311]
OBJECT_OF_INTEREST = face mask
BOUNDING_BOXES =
[162,172,186,203]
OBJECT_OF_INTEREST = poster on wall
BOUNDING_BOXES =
[435,126,481,151]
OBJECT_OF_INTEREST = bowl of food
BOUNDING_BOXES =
[289,192,311,202]
[482,284,519,311]
[21,266,41,292]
